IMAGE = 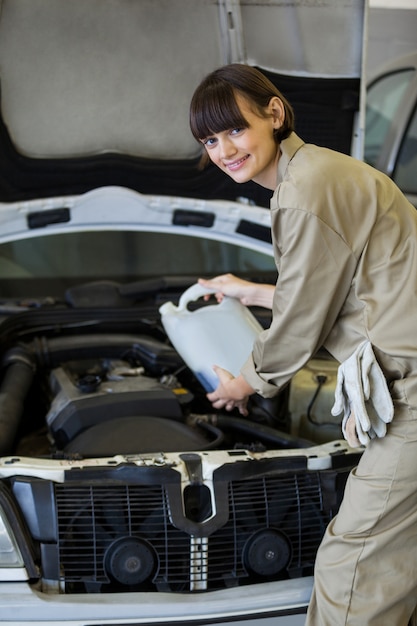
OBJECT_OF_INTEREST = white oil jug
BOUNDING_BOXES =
[159,283,263,392]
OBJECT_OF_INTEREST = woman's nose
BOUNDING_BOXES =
[218,136,237,159]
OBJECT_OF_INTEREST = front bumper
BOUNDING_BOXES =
[0,578,311,625]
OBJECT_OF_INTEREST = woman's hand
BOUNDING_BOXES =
[198,274,274,309]
[207,367,255,416]
[344,412,361,448]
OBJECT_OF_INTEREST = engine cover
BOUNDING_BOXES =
[46,362,186,447]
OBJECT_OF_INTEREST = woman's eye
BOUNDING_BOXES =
[202,137,216,147]
[230,128,243,135]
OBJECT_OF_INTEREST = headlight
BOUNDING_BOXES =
[0,486,38,582]
[0,508,24,567]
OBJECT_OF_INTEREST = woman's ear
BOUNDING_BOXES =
[268,97,285,129]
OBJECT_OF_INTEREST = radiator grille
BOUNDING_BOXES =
[55,471,330,592]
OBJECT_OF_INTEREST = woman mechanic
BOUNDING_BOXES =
[189,63,417,625]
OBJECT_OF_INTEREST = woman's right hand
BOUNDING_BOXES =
[198,274,254,304]
[198,274,274,309]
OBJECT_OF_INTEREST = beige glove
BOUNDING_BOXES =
[331,341,394,447]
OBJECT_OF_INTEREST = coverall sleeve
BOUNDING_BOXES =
[241,206,358,398]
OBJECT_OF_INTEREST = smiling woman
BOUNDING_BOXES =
[189,62,417,626]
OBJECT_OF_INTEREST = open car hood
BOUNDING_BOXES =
[0,0,367,205]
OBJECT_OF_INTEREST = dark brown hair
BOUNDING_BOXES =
[190,64,295,150]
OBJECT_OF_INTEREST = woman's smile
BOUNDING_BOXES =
[225,154,250,171]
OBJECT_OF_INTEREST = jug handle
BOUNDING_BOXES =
[178,283,217,311]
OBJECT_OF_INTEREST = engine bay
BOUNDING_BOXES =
[6,329,310,460]
[0,302,356,595]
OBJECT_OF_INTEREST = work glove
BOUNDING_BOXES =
[331,341,394,447]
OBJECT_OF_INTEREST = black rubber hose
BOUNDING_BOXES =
[212,414,314,449]
[28,334,181,372]
[0,349,35,455]
[195,419,225,450]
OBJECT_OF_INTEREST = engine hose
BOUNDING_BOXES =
[211,414,314,449]
[28,334,180,372]
[195,419,225,450]
[0,348,36,455]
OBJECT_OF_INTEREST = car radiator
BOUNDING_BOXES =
[10,453,353,593]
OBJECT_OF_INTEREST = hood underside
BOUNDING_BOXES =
[0,0,366,204]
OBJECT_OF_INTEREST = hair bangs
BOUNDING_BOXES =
[190,84,248,141]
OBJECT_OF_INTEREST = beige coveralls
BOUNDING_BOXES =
[240,132,417,625]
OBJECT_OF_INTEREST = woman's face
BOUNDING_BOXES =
[201,94,284,190]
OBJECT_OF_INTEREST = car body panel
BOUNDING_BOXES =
[0,579,310,625]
